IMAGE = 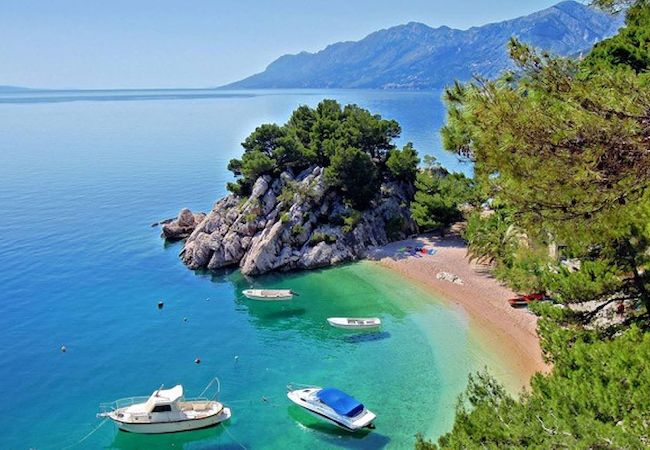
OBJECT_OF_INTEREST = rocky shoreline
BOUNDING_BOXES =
[161,166,416,276]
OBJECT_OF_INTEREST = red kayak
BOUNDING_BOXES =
[508,293,545,307]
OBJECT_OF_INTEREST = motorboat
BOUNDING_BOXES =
[287,385,376,432]
[98,379,230,434]
[242,289,294,301]
[327,317,381,330]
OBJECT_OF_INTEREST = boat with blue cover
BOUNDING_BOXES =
[287,384,376,432]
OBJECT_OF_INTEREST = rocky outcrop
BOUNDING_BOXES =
[161,208,206,240]
[175,166,416,276]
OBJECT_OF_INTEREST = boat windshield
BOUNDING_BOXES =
[316,388,364,418]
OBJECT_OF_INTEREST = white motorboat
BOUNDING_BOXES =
[242,289,294,301]
[287,385,376,432]
[327,317,381,330]
[99,380,230,434]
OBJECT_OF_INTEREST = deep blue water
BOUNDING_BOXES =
[0,89,491,450]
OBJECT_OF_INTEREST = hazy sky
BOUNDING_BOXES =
[1,0,568,89]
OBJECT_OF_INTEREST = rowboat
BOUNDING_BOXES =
[287,384,376,432]
[98,380,230,434]
[327,317,381,330]
[242,289,294,301]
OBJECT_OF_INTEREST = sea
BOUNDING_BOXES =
[0,88,510,450]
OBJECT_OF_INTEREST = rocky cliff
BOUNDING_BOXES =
[164,166,416,276]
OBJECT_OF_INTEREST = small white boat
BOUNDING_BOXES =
[327,317,381,330]
[287,385,376,432]
[99,380,230,434]
[242,289,294,301]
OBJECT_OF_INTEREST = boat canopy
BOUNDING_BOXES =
[316,388,364,418]
[155,385,183,402]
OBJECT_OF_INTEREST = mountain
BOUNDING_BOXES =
[223,1,623,90]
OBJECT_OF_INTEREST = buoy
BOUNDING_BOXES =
[234,355,239,363]
[262,396,268,402]
[183,317,188,322]
[157,301,164,310]
[194,358,201,364]
[60,345,67,353]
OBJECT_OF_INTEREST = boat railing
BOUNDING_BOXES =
[197,376,221,401]
[287,382,319,392]
[99,396,150,414]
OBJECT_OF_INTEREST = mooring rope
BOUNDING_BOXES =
[60,418,109,450]
[223,425,248,450]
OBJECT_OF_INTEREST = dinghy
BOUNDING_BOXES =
[99,379,230,434]
[242,289,294,301]
[287,385,376,432]
[327,317,381,330]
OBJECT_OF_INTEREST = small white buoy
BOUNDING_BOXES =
[183,317,188,322]
[234,355,239,363]
[157,301,164,310]
[60,345,67,353]
[194,358,201,364]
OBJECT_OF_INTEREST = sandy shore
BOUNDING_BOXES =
[368,233,550,388]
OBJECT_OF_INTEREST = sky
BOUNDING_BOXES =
[0,0,569,89]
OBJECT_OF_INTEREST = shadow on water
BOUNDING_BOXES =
[259,307,308,320]
[287,406,391,449]
[108,423,250,450]
[342,331,391,344]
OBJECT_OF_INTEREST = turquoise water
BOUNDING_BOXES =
[0,89,495,449]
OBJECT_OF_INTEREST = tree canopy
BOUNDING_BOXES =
[440,22,650,310]
[227,100,418,209]
[418,2,650,448]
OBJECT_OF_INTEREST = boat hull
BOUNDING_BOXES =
[112,407,231,434]
[327,318,381,330]
[242,289,293,301]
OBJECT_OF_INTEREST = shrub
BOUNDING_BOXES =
[291,224,305,236]
[342,209,363,233]
[309,232,337,246]
[386,142,419,181]
[325,147,379,209]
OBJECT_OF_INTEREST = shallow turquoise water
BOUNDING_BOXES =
[0,89,497,449]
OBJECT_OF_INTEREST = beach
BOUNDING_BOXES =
[368,232,550,389]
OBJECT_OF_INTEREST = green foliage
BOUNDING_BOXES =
[227,99,414,207]
[341,209,363,233]
[410,171,478,231]
[280,212,290,224]
[309,231,337,246]
[421,325,650,449]
[493,245,549,294]
[291,224,305,236]
[386,142,420,181]
[325,147,380,209]
[542,260,624,303]
[442,30,650,310]
[416,5,650,449]
[584,1,650,75]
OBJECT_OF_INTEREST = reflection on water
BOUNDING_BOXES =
[342,331,392,344]
[287,406,392,449]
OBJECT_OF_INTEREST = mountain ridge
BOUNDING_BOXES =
[223,1,623,90]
